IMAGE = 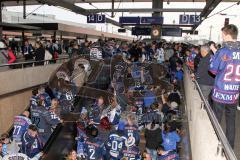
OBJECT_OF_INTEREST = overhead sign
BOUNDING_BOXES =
[119,17,140,24]
[179,15,201,24]
[162,28,182,37]
[120,16,163,25]
[141,17,164,25]
[118,28,126,33]
[132,27,151,35]
[87,14,106,23]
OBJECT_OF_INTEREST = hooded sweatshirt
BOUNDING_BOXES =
[209,41,240,104]
[144,123,162,149]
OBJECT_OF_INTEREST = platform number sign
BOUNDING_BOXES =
[87,14,106,23]
[179,15,201,24]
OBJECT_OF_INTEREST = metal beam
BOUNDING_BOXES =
[122,24,195,28]
[88,8,203,13]
[36,0,130,30]
[192,0,222,31]
[1,0,238,5]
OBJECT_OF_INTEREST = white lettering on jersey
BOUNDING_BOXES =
[233,52,240,60]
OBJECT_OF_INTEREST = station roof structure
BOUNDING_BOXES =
[1,22,133,41]
[2,0,238,5]
[1,0,240,34]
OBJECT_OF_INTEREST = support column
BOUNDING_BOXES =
[53,31,57,40]
[22,31,25,55]
[23,0,26,19]
[0,1,3,39]
[111,0,114,18]
[152,0,163,40]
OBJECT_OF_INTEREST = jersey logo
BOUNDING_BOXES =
[221,54,231,61]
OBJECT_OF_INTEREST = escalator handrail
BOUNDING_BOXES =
[185,65,237,160]
[0,56,69,68]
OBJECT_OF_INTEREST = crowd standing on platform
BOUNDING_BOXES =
[0,24,240,160]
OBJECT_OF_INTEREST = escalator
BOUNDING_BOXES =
[42,113,79,160]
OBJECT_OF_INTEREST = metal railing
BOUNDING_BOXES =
[0,56,70,68]
[185,65,237,160]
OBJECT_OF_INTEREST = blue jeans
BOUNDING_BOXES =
[146,148,158,160]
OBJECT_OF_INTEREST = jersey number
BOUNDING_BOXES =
[112,141,122,150]
[32,117,40,127]
[89,148,95,159]
[223,64,240,82]
[13,126,21,135]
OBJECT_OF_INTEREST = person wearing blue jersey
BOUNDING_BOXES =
[89,96,105,125]
[76,108,88,159]
[144,87,156,108]
[30,89,39,111]
[124,114,140,146]
[209,24,240,148]
[49,99,61,130]
[38,86,52,110]
[106,121,127,160]
[82,125,106,160]
[31,98,62,145]
[157,146,179,160]
[122,144,141,160]
[21,124,43,158]
[12,111,32,145]
[162,122,180,152]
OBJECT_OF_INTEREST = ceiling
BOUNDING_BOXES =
[1,0,239,6]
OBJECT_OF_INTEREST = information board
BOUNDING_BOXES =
[141,17,164,25]
[87,14,106,23]
[162,28,182,37]
[132,27,151,35]
[119,17,140,24]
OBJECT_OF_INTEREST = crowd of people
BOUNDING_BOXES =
[0,85,63,159]
[63,36,188,159]
[0,39,65,67]
[0,23,240,160]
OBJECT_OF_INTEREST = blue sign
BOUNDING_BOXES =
[87,14,106,23]
[141,17,164,24]
[179,15,189,24]
[162,28,182,37]
[119,17,140,24]
[179,15,200,24]
[132,27,151,35]
[189,15,201,24]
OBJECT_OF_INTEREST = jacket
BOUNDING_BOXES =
[145,124,162,149]
[209,41,240,104]
[195,53,215,86]
[35,47,45,65]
